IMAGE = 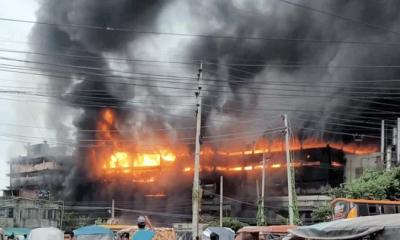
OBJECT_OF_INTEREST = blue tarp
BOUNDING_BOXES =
[74,225,113,236]
[5,228,31,236]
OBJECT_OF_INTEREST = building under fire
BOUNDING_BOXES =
[7,135,379,225]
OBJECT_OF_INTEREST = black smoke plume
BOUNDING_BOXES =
[29,0,400,207]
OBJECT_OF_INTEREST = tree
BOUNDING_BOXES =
[311,167,400,223]
[311,203,332,222]
[208,217,248,232]
[329,167,400,200]
[63,212,93,229]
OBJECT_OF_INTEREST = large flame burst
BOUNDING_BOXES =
[89,109,379,181]
[89,109,184,180]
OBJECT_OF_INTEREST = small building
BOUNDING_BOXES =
[0,196,62,228]
[8,141,65,200]
[345,152,380,182]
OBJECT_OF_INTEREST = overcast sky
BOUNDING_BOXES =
[0,0,43,190]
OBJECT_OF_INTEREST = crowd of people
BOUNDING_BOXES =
[3,215,157,240]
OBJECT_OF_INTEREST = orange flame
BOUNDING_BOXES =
[91,108,379,182]
[89,108,187,181]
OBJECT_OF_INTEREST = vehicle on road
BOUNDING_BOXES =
[331,198,400,220]
[284,213,400,240]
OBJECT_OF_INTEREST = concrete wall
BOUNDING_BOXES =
[0,198,62,228]
[345,153,380,182]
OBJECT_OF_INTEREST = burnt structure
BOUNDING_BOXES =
[26,0,400,203]
[8,142,66,200]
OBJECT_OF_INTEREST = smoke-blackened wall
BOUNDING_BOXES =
[29,0,400,201]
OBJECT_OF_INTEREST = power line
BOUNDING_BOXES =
[4,58,400,99]
[2,17,400,46]
[293,126,381,139]
[5,65,400,102]
[5,47,400,70]
[276,0,400,37]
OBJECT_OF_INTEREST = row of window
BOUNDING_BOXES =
[0,207,59,220]
[357,203,400,216]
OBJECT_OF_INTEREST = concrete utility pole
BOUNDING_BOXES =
[283,114,295,225]
[386,146,392,171]
[397,118,400,165]
[220,176,223,227]
[261,151,266,224]
[381,120,385,165]
[192,63,203,240]
[111,199,115,219]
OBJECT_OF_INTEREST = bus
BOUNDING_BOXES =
[331,198,400,220]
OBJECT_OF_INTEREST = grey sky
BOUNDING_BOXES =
[0,0,41,190]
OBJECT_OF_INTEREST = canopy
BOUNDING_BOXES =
[74,225,114,236]
[28,227,63,240]
[285,214,400,240]
[117,227,176,240]
[202,227,235,240]
[5,228,31,236]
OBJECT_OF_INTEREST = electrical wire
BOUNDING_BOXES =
[2,16,400,46]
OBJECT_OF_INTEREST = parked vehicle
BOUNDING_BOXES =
[331,198,400,220]
[284,213,400,240]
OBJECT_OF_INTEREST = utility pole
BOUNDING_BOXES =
[261,151,266,225]
[220,176,223,227]
[397,118,400,165]
[111,199,115,219]
[283,114,294,225]
[386,146,392,171]
[192,63,203,240]
[381,120,385,166]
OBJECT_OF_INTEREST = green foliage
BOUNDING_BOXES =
[95,217,106,225]
[311,203,332,222]
[208,217,248,232]
[291,166,301,225]
[63,212,93,229]
[256,198,266,226]
[310,167,400,223]
[329,167,400,200]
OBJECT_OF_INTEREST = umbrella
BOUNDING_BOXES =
[28,227,63,240]
[74,225,114,236]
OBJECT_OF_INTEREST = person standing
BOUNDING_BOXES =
[132,216,155,240]
[63,230,75,240]
[120,232,130,240]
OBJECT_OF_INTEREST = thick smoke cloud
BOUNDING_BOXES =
[29,0,400,202]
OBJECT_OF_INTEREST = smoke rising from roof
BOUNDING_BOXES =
[29,0,400,200]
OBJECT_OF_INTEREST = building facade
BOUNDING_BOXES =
[0,197,62,228]
[9,141,65,200]
[345,152,381,182]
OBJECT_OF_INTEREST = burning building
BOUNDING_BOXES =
[18,0,400,225]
